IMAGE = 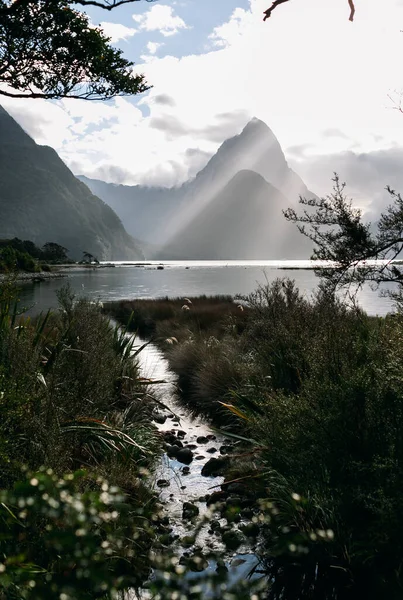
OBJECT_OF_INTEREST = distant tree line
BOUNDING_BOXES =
[0,238,71,272]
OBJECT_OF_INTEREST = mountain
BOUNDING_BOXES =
[0,106,144,261]
[159,170,311,260]
[80,118,316,259]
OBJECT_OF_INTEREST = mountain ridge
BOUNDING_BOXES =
[80,117,316,259]
[0,106,144,261]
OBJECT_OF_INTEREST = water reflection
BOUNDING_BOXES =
[16,263,395,317]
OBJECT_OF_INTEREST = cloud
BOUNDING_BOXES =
[286,144,313,158]
[99,21,138,43]
[322,128,349,140]
[288,146,403,217]
[149,114,188,138]
[132,5,190,37]
[4,0,403,193]
[148,110,250,144]
[146,41,165,55]
[153,94,176,106]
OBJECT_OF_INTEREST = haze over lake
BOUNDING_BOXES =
[19,261,395,317]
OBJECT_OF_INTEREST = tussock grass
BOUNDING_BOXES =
[105,281,403,597]
[104,295,248,340]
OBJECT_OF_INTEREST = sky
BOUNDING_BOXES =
[2,0,403,206]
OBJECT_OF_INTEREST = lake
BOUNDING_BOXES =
[17,260,395,316]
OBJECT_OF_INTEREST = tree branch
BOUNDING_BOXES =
[263,0,356,22]
[348,0,355,21]
[263,0,290,21]
[74,0,156,10]
[0,88,135,100]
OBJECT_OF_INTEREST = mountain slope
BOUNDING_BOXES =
[159,170,312,259]
[0,106,144,261]
[80,117,317,259]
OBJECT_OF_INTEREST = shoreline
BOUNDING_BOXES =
[0,271,67,283]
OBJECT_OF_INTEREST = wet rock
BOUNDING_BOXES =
[159,533,174,546]
[188,554,208,572]
[182,466,190,475]
[206,491,226,506]
[182,502,200,520]
[181,535,196,548]
[227,483,246,495]
[163,432,179,445]
[177,430,187,439]
[180,485,187,490]
[176,447,193,465]
[166,444,179,458]
[206,434,216,441]
[240,522,260,538]
[195,455,205,460]
[216,558,228,574]
[222,530,244,551]
[210,519,221,531]
[196,436,208,444]
[223,507,241,524]
[152,412,167,425]
[219,445,233,455]
[186,444,198,450]
[226,496,242,508]
[207,447,217,454]
[231,557,247,567]
[201,457,229,477]
[241,507,253,519]
[157,479,170,488]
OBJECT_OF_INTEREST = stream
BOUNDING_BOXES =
[136,339,260,586]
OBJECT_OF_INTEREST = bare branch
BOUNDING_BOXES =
[264,0,356,22]
[263,0,291,21]
[348,0,355,22]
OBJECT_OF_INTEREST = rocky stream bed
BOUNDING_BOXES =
[137,340,262,587]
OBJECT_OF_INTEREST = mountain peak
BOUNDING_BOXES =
[242,117,277,136]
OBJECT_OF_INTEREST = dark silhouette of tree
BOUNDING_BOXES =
[42,242,70,263]
[0,0,156,100]
[264,0,355,22]
[284,175,403,302]
[82,251,99,264]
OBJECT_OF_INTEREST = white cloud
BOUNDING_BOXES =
[132,5,190,37]
[146,41,165,55]
[99,21,137,43]
[3,0,403,192]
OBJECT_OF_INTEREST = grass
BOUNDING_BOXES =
[104,294,248,340]
[0,282,163,598]
[107,281,403,598]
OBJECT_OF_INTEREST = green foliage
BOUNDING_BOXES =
[284,175,403,304]
[132,284,403,597]
[0,239,73,273]
[0,468,153,599]
[0,282,163,598]
[0,0,150,100]
[104,295,245,339]
[41,242,69,263]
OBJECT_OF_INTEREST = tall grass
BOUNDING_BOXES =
[0,283,162,597]
[104,295,247,340]
[122,280,403,597]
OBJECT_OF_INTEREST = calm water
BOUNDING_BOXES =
[17,261,395,316]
